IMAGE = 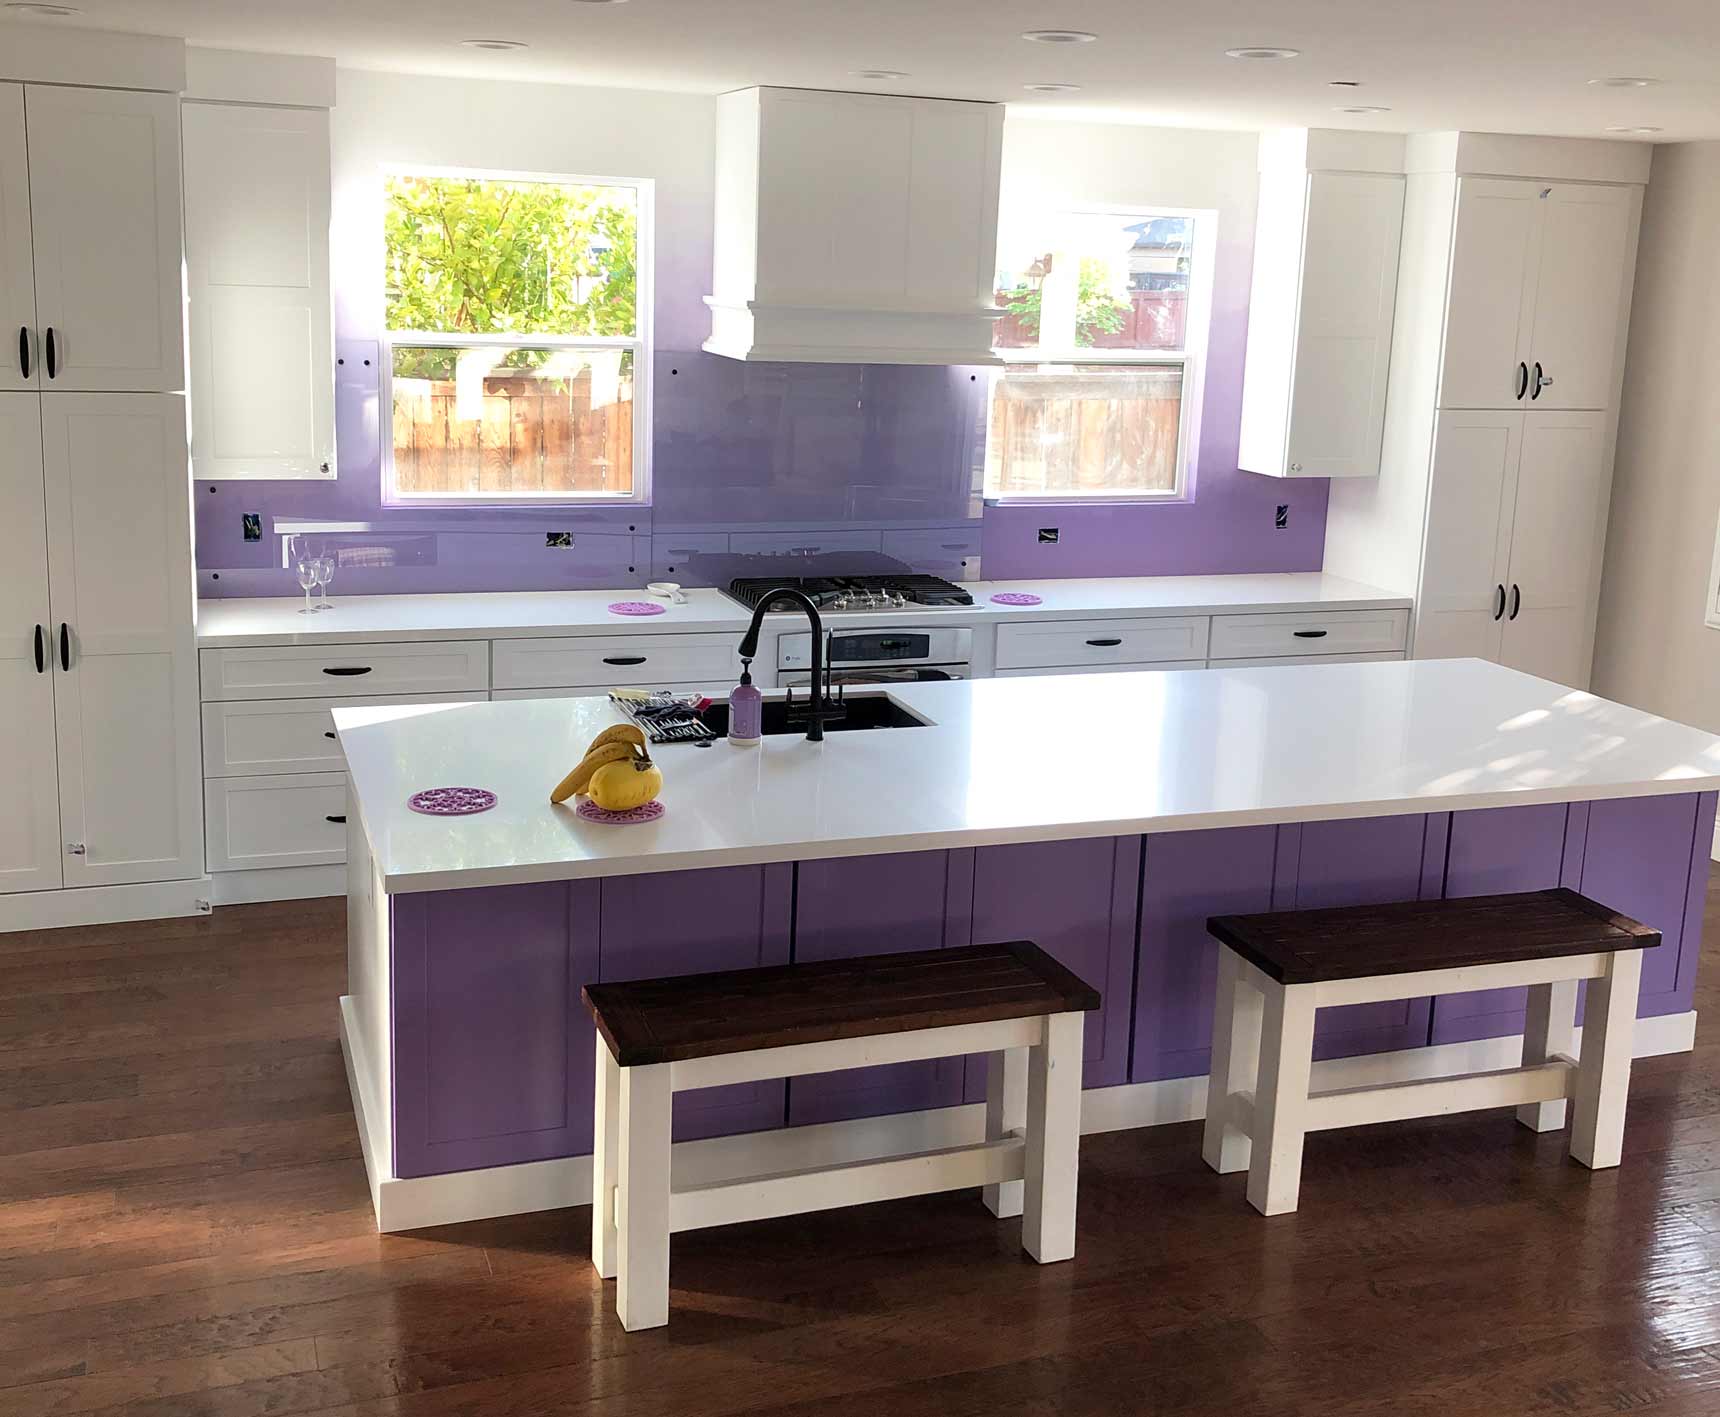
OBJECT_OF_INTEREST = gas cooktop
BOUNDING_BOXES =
[725,574,975,614]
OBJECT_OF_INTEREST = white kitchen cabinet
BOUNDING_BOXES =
[182,101,334,479]
[704,87,1004,364]
[1207,607,1410,660]
[492,633,739,692]
[199,641,490,701]
[1415,408,1608,686]
[994,617,1210,672]
[0,394,61,894]
[23,86,184,394]
[1438,178,1634,412]
[41,395,202,887]
[205,771,348,872]
[1240,131,1405,479]
[0,86,36,394]
[201,692,475,778]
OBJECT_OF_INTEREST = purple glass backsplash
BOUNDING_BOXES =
[196,335,1328,598]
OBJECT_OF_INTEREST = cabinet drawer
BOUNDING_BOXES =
[1209,651,1406,668]
[492,682,727,702]
[994,617,1209,671]
[493,634,739,691]
[205,772,348,872]
[993,661,1206,678]
[200,641,490,701]
[201,692,477,777]
[1207,608,1408,660]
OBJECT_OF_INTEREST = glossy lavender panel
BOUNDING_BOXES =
[599,864,793,1142]
[1133,825,1279,1084]
[787,850,973,1126]
[964,836,1140,1094]
[391,881,598,1179]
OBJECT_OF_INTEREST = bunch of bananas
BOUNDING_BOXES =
[550,723,664,812]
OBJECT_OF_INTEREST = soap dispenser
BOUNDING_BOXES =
[728,660,762,746]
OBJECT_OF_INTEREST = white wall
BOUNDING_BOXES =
[1592,142,1720,744]
[330,67,717,350]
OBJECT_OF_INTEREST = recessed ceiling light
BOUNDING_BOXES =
[1225,46,1301,60]
[1328,80,1363,88]
[1024,83,1082,93]
[1605,125,1663,134]
[4,2,82,13]
[1334,105,1392,115]
[568,0,630,4]
[1022,30,1098,44]
[851,69,909,80]
[460,38,528,49]
[1589,76,1659,88]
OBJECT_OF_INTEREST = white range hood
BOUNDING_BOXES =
[703,86,1005,366]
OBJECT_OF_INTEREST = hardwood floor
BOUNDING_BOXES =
[4,868,1720,1416]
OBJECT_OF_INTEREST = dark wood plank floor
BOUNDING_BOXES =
[4,867,1720,1416]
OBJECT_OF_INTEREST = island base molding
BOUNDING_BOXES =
[341,996,1697,1233]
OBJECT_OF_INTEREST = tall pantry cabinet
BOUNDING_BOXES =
[1323,134,1649,690]
[0,80,202,921]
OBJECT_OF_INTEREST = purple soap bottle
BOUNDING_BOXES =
[728,660,762,746]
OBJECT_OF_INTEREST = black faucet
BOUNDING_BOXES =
[737,588,833,742]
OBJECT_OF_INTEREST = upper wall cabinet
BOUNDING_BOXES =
[1439,179,1635,411]
[182,102,334,480]
[17,85,185,393]
[704,87,1005,365]
[1239,131,1406,480]
[0,87,35,394]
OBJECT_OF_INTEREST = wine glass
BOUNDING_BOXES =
[314,555,336,610]
[295,558,318,615]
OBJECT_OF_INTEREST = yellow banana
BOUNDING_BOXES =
[585,723,647,755]
[550,740,638,804]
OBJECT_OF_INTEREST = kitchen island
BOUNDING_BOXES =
[335,661,1720,1231]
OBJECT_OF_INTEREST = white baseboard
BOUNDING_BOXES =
[340,999,1698,1234]
[0,876,212,934]
[209,864,345,906]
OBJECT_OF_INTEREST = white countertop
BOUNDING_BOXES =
[195,573,1411,647]
[334,659,1720,895]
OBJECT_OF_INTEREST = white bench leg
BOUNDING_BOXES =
[983,1046,1027,1219]
[1202,948,1263,1175]
[592,1035,621,1280]
[1022,1011,1082,1263]
[1571,950,1642,1171]
[1517,978,1578,1133]
[1245,982,1316,1217]
[616,1061,672,1331]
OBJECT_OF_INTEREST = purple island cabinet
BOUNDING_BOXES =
[384,791,1717,1184]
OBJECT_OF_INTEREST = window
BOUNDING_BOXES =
[985,207,1213,503]
[382,168,651,504]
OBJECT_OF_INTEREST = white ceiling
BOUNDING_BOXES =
[9,0,1720,140]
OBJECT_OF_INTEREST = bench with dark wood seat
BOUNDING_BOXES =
[1201,887,1659,1217]
[584,940,1101,1331]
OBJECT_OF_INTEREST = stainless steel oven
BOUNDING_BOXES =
[777,627,972,686]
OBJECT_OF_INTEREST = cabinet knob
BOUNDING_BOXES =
[66,842,86,856]
[1288,461,1303,473]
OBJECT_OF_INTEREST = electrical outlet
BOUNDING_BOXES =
[1275,505,1289,530]
[1038,527,1060,544]
[545,531,573,548]
[242,513,262,543]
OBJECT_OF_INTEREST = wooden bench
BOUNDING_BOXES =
[583,940,1101,1330]
[1201,888,1659,1217]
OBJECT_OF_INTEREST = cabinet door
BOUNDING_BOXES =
[788,850,972,1126]
[0,394,61,893]
[1524,184,1635,411]
[182,102,333,479]
[1499,413,1608,688]
[24,86,183,393]
[0,85,36,393]
[1285,171,1404,478]
[1438,178,1542,410]
[1413,410,1520,662]
[600,865,793,1142]
[967,837,1139,1092]
[41,394,202,886]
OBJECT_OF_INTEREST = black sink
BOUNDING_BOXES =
[696,693,929,737]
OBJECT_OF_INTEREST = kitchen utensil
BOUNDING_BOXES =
[646,581,688,604]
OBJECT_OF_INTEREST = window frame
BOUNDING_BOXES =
[379,163,655,509]
[984,202,1217,507]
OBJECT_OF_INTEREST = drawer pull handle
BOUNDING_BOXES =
[325,814,346,824]
[321,666,373,677]
[1292,630,1329,639]
[323,731,337,740]
[603,655,647,666]
[33,624,44,674]
[1085,638,1123,647]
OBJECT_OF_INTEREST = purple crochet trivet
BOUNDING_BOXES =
[608,601,667,616]
[575,799,666,824]
[408,787,498,816]
[990,592,1044,606]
